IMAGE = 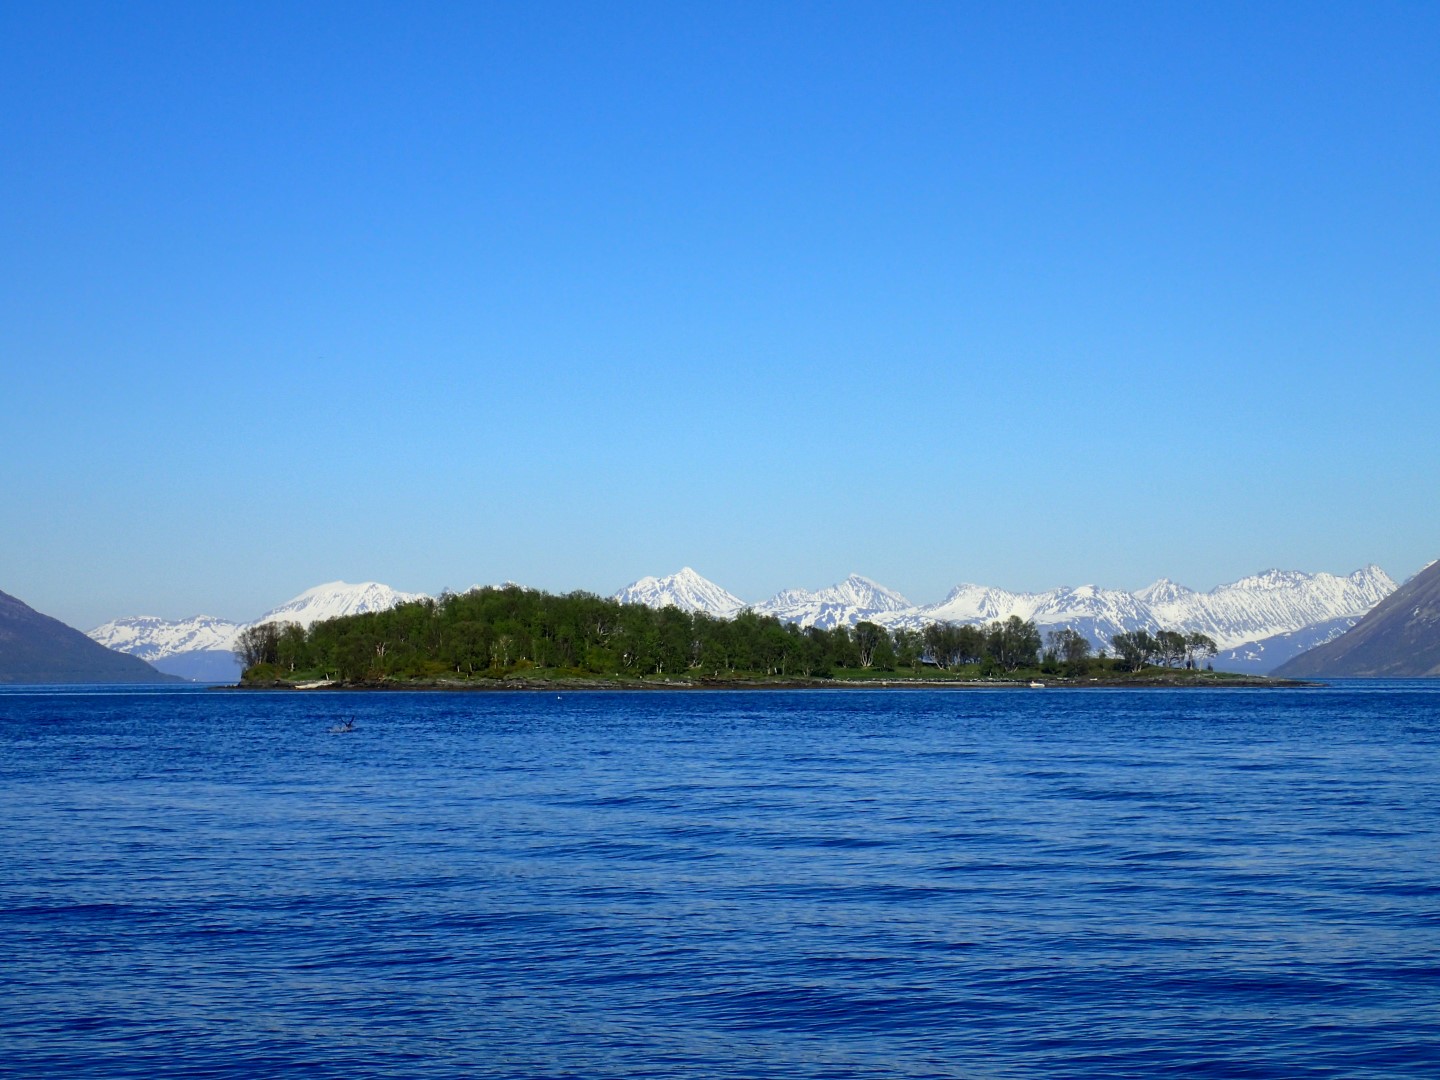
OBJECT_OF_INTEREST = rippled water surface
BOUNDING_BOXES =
[2,683,1438,1078]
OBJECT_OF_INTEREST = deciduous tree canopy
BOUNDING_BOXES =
[233,586,1214,684]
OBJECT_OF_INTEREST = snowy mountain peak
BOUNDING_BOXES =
[929,583,1023,622]
[831,574,913,611]
[255,581,429,629]
[778,573,912,612]
[1349,564,1397,588]
[613,568,747,617]
[1133,577,1195,606]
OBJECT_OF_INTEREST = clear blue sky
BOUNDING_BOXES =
[3,1,1437,628]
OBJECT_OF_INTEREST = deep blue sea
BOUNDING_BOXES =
[1,683,1437,1078]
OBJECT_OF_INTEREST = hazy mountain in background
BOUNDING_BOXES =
[1,588,181,684]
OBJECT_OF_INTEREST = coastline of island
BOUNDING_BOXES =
[229,670,1316,691]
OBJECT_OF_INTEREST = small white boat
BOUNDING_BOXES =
[1028,680,1045,689]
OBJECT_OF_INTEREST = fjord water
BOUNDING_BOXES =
[2,686,1437,1078]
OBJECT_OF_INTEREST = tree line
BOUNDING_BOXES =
[234,585,1215,682]
[1110,629,1218,671]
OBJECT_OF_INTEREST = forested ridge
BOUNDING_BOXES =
[235,585,1220,685]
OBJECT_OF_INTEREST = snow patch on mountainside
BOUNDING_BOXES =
[613,568,746,617]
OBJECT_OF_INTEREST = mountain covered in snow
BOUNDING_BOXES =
[889,582,1157,647]
[880,567,1395,650]
[612,565,1397,674]
[254,581,428,629]
[88,614,244,661]
[1134,568,1395,651]
[612,568,747,618]
[752,574,913,630]
[89,581,429,681]
[87,613,247,682]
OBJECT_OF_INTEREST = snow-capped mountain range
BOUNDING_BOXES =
[878,566,1396,649]
[87,613,243,662]
[611,565,1397,674]
[88,581,426,681]
[752,574,914,629]
[91,565,1399,679]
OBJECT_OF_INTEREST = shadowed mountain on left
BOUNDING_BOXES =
[0,589,181,684]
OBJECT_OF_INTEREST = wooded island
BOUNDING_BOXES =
[232,585,1273,688]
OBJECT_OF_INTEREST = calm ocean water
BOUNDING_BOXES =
[1,683,1437,1078]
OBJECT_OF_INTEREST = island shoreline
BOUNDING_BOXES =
[223,674,1318,692]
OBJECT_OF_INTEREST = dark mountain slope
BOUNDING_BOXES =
[0,588,181,684]
[1273,560,1440,678]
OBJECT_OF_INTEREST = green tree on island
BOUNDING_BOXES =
[232,585,1234,686]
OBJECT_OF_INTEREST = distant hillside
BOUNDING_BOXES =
[1212,615,1364,676]
[0,588,180,684]
[1272,561,1440,678]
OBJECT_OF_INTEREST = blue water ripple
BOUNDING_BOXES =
[0,682,1437,1078]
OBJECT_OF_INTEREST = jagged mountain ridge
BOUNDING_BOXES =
[888,582,1157,641]
[615,566,1397,673]
[1139,568,1395,650]
[90,581,427,660]
[746,567,1394,652]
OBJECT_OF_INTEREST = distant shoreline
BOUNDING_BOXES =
[227,673,1316,692]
